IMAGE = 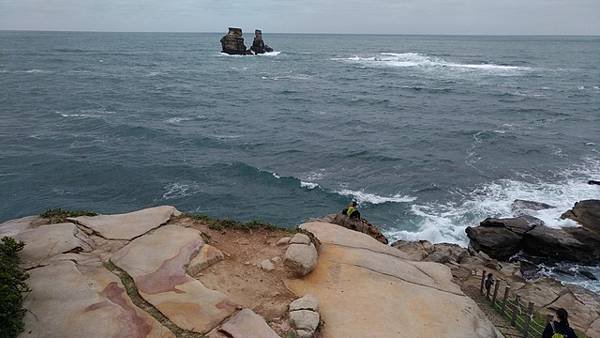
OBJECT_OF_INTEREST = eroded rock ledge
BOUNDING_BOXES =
[1,206,502,338]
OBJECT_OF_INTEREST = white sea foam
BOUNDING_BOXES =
[386,158,600,245]
[56,109,115,119]
[336,189,417,205]
[334,52,531,75]
[261,51,281,56]
[165,116,194,124]
[300,181,319,190]
[162,182,200,200]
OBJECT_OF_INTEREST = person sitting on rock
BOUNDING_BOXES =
[542,308,578,338]
[342,201,361,219]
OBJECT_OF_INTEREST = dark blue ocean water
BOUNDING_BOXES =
[1,32,599,247]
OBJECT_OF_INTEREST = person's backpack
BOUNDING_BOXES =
[551,322,566,338]
[484,277,493,290]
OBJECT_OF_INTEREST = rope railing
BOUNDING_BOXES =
[479,270,551,338]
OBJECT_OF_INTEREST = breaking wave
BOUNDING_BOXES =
[335,189,417,205]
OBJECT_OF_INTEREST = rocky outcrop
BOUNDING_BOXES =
[465,213,600,263]
[284,234,318,277]
[511,199,554,215]
[187,244,225,275]
[250,30,273,54]
[220,27,253,55]
[561,199,600,233]
[330,213,388,244]
[288,221,500,338]
[288,294,320,338]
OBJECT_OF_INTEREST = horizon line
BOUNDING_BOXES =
[1,29,599,37]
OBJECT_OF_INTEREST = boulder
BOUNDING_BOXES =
[220,27,252,55]
[276,237,291,246]
[290,222,501,338]
[259,259,275,272]
[522,225,600,263]
[289,310,320,338]
[479,215,543,235]
[465,225,522,260]
[511,199,554,215]
[561,199,600,234]
[289,294,319,312]
[15,222,94,269]
[22,260,174,338]
[68,205,179,240]
[391,240,434,261]
[209,309,280,338]
[426,243,469,263]
[330,213,388,244]
[250,30,273,54]
[111,225,237,333]
[284,243,318,277]
[290,233,311,245]
[187,244,225,275]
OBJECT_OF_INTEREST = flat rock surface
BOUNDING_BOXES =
[111,224,237,333]
[21,260,174,338]
[211,309,281,338]
[289,222,500,338]
[15,222,94,269]
[0,215,46,237]
[69,206,178,240]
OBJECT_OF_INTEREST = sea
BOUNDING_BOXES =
[1,31,599,290]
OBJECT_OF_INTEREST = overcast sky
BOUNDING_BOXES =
[1,0,599,35]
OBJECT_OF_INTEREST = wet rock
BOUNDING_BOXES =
[187,244,224,275]
[465,225,522,260]
[68,205,179,240]
[284,242,318,277]
[522,225,600,263]
[578,269,598,281]
[561,199,600,234]
[511,199,554,215]
[250,30,273,54]
[330,213,388,244]
[220,27,252,55]
[480,215,543,235]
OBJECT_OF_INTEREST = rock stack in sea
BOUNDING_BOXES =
[2,206,500,337]
[250,30,273,54]
[220,27,273,55]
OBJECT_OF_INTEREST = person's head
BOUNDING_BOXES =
[555,308,569,325]
[487,273,493,278]
[351,201,357,207]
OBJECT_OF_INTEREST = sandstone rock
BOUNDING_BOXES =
[284,243,318,276]
[250,30,273,54]
[561,199,600,234]
[220,27,252,55]
[391,240,433,260]
[587,317,600,338]
[276,237,291,245]
[0,215,47,237]
[330,213,388,244]
[289,294,319,312]
[15,223,94,269]
[300,222,407,259]
[465,225,522,260]
[271,256,281,263]
[426,243,469,263]
[111,225,237,333]
[187,244,224,275]
[259,259,275,272]
[289,222,500,338]
[211,309,280,338]
[22,260,174,338]
[290,233,311,245]
[289,310,320,335]
[68,206,178,240]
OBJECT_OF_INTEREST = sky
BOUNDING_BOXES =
[1,0,599,35]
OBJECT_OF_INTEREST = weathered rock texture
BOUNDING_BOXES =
[561,199,600,233]
[289,294,320,338]
[68,205,179,240]
[111,225,237,333]
[287,221,500,338]
[330,213,389,244]
[466,214,600,263]
[284,234,318,277]
[250,30,273,54]
[209,309,280,338]
[220,27,252,55]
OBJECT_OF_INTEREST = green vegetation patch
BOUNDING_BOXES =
[40,208,97,224]
[183,213,293,232]
[0,237,30,338]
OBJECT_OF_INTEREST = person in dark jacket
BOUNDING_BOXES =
[542,308,578,338]
[342,201,361,219]
[484,273,494,293]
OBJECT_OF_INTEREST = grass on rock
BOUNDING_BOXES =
[40,208,97,224]
[183,213,293,232]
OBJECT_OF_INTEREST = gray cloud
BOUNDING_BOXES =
[0,0,598,34]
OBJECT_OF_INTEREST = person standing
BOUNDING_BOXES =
[542,308,578,338]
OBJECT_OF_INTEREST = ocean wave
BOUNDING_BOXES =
[335,189,417,205]
[165,116,195,124]
[334,52,531,75]
[162,182,200,200]
[537,263,600,294]
[56,109,116,119]
[386,158,600,245]
[300,181,320,190]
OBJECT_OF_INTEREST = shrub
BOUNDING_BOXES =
[0,237,30,338]
[40,208,97,224]
[183,213,287,232]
